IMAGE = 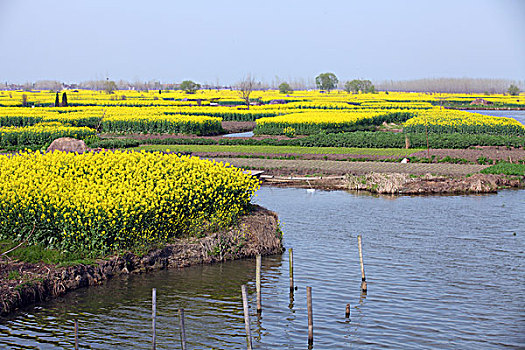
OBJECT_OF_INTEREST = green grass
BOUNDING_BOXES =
[8,270,21,280]
[480,162,525,176]
[0,240,97,266]
[134,144,423,156]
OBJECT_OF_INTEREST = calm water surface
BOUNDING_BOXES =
[1,188,524,349]
[465,109,525,125]
[222,131,254,137]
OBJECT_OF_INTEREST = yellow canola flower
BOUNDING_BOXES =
[0,150,260,252]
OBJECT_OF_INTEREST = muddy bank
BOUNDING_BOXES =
[346,173,524,194]
[0,205,282,316]
[260,172,524,194]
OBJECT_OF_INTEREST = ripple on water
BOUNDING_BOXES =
[0,188,524,349]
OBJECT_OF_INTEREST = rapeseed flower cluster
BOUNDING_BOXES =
[404,109,525,136]
[0,150,260,253]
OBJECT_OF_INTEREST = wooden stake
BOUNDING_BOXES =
[289,248,294,291]
[74,319,78,350]
[307,286,313,345]
[179,308,187,350]
[256,255,262,313]
[152,288,156,350]
[345,303,351,319]
[361,280,367,293]
[358,235,367,293]
[241,285,253,350]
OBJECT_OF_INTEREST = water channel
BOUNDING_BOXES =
[1,188,524,349]
[465,109,525,126]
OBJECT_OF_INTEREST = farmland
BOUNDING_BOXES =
[0,89,524,152]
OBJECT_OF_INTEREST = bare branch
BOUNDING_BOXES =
[1,222,36,257]
[237,75,256,110]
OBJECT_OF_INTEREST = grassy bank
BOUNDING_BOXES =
[134,144,423,156]
[480,162,525,176]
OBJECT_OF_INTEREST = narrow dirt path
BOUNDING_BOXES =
[210,158,489,176]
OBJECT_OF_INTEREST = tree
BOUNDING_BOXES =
[61,92,68,107]
[315,73,338,92]
[361,80,376,93]
[344,80,361,93]
[508,84,520,96]
[104,80,117,94]
[344,79,376,93]
[279,82,292,94]
[180,80,201,94]
[237,75,256,110]
[55,92,60,106]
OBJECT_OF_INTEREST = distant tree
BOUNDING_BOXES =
[508,84,520,96]
[104,80,117,94]
[55,92,60,106]
[180,80,201,94]
[315,73,338,92]
[361,80,376,93]
[345,79,376,93]
[237,74,256,110]
[344,80,361,93]
[61,92,68,107]
[279,82,293,94]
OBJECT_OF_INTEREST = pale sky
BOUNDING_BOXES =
[0,0,524,84]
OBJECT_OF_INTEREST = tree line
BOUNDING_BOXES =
[4,76,523,95]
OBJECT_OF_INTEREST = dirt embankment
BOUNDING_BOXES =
[0,205,282,316]
[259,172,524,194]
[345,173,523,194]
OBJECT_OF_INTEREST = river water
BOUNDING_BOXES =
[1,188,524,349]
[465,109,525,126]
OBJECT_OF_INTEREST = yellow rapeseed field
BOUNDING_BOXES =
[0,150,260,252]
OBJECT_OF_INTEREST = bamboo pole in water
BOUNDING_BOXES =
[289,248,294,291]
[179,308,187,350]
[152,288,156,350]
[256,254,262,313]
[345,303,351,319]
[74,319,78,350]
[307,286,313,345]
[241,285,253,350]
[357,235,367,292]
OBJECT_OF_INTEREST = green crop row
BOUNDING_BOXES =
[164,110,278,121]
[0,125,96,147]
[100,131,525,149]
[100,119,223,136]
[480,162,525,176]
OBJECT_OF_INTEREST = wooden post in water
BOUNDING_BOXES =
[241,285,253,350]
[345,303,351,319]
[289,248,294,291]
[307,286,313,346]
[256,254,262,313]
[358,235,367,292]
[74,319,78,350]
[152,288,156,350]
[179,308,187,350]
